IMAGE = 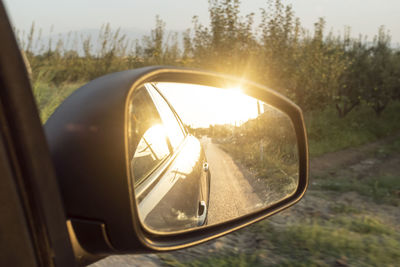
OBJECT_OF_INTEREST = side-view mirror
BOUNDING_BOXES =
[45,66,308,264]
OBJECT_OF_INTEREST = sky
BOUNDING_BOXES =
[3,0,400,45]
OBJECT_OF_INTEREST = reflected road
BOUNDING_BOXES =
[201,137,261,225]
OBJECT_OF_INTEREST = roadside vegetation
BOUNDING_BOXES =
[15,0,400,265]
[19,0,400,124]
[210,110,299,204]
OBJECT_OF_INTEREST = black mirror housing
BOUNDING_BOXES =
[45,66,308,260]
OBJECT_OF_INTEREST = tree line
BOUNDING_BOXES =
[16,0,400,117]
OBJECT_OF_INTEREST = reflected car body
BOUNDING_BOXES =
[129,83,210,232]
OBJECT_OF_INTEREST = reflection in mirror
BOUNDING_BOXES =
[127,82,298,233]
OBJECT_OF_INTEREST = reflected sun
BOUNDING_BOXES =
[155,82,261,128]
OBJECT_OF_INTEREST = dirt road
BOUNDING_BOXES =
[201,137,262,225]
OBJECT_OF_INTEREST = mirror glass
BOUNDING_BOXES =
[127,82,298,233]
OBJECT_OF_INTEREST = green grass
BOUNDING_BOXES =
[33,82,84,123]
[329,203,361,214]
[251,217,400,266]
[314,174,400,206]
[306,102,400,157]
[332,216,394,235]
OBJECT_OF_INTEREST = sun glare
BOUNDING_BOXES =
[229,87,242,94]
[155,82,261,128]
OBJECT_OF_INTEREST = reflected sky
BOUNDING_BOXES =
[156,83,262,128]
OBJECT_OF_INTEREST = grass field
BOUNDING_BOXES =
[306,102,400,157]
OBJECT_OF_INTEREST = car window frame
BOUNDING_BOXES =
[0,1,77,266]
